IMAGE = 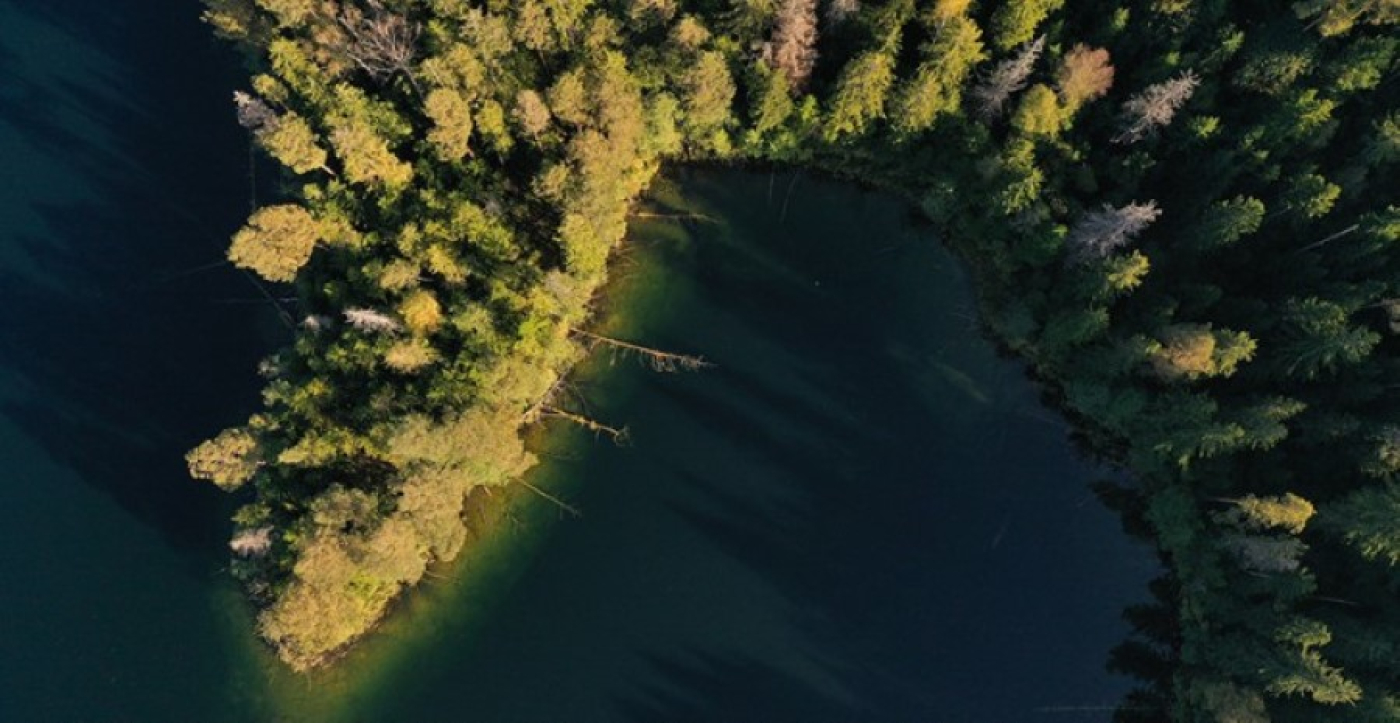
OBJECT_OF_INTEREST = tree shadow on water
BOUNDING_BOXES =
[615,649,871,723]
[610,373,957,720]
[0,0,274,563]
[599,186,1152,720]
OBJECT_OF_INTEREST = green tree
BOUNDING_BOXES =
[990,0,1063,51]
[1010,84,1062,137]
[926,0,971,24]
[748,62,794,135]
[1294,0,1400,36]
[475,99,513,155]
[824,52,896,140]
[1323,484,1400,564]
[891,16,986,136]
[1273,298,1379,378]
[680,51,736,143]
[1361,427,1400,480]
[1364,112,1400,166]
[1282,172,1341,219]
[1192,197,1264,252]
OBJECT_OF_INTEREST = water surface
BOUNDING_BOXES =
[0,3,1153,719]
[341,169,1154,722]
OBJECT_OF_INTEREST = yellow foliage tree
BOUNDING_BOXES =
[254,0,315,26]
[514,89,552,138]
[384,339,440,372]
[424,88,473,161]
[228,204,321,282]
[1149,324,1257,381]
[258,113,328,174]
[398,289,443,335]
[186,427,261,491]
[329,117,413,186]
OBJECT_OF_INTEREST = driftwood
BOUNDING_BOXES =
[520,480,583,518]
[629,211,719,223]
[540,404,629,444]
[571,328,712,372]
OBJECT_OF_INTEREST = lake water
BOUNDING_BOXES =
[0,2,1154,721]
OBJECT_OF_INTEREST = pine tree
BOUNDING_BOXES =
[1323,484,1400,564]
[824,51,896,140]
[890,16,986,135]
[990,0,1063,51]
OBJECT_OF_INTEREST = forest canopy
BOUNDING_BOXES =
[195,1,1399,720]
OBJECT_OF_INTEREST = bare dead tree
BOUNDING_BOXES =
[1114,70,1200,144]
[234,91,277,131]
[519,480,583,518]
[540,405,630,444]
[524,376,567,418]
[1224,534,1306,574]
[971,36,1044,122]
[336,1,422,92]
[230,526,274,557]
[571,328,713,372]
[301,314,335,333]
[344,307,404,334]
[825,0,860,25]
[1295,223,1361,254]
[1067,201,1162,263]
[764,0,819,91]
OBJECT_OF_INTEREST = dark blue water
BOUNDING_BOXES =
[0,0,276,719]
[363,170,1155,723]
[0,3,1154,720]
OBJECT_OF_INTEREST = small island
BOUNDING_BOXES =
[192,0,1399,718]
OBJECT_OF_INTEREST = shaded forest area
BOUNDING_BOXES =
[191,0,1397,719]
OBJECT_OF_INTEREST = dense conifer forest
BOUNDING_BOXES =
[192,0,1398,718]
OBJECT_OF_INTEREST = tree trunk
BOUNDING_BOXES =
[541,404,629,444]
[571,329,713,372]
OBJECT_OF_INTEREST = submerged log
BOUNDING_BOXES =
[571,328,712,372]
[540,404,629,445]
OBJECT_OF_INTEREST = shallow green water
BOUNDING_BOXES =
[0,3,1153,720]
